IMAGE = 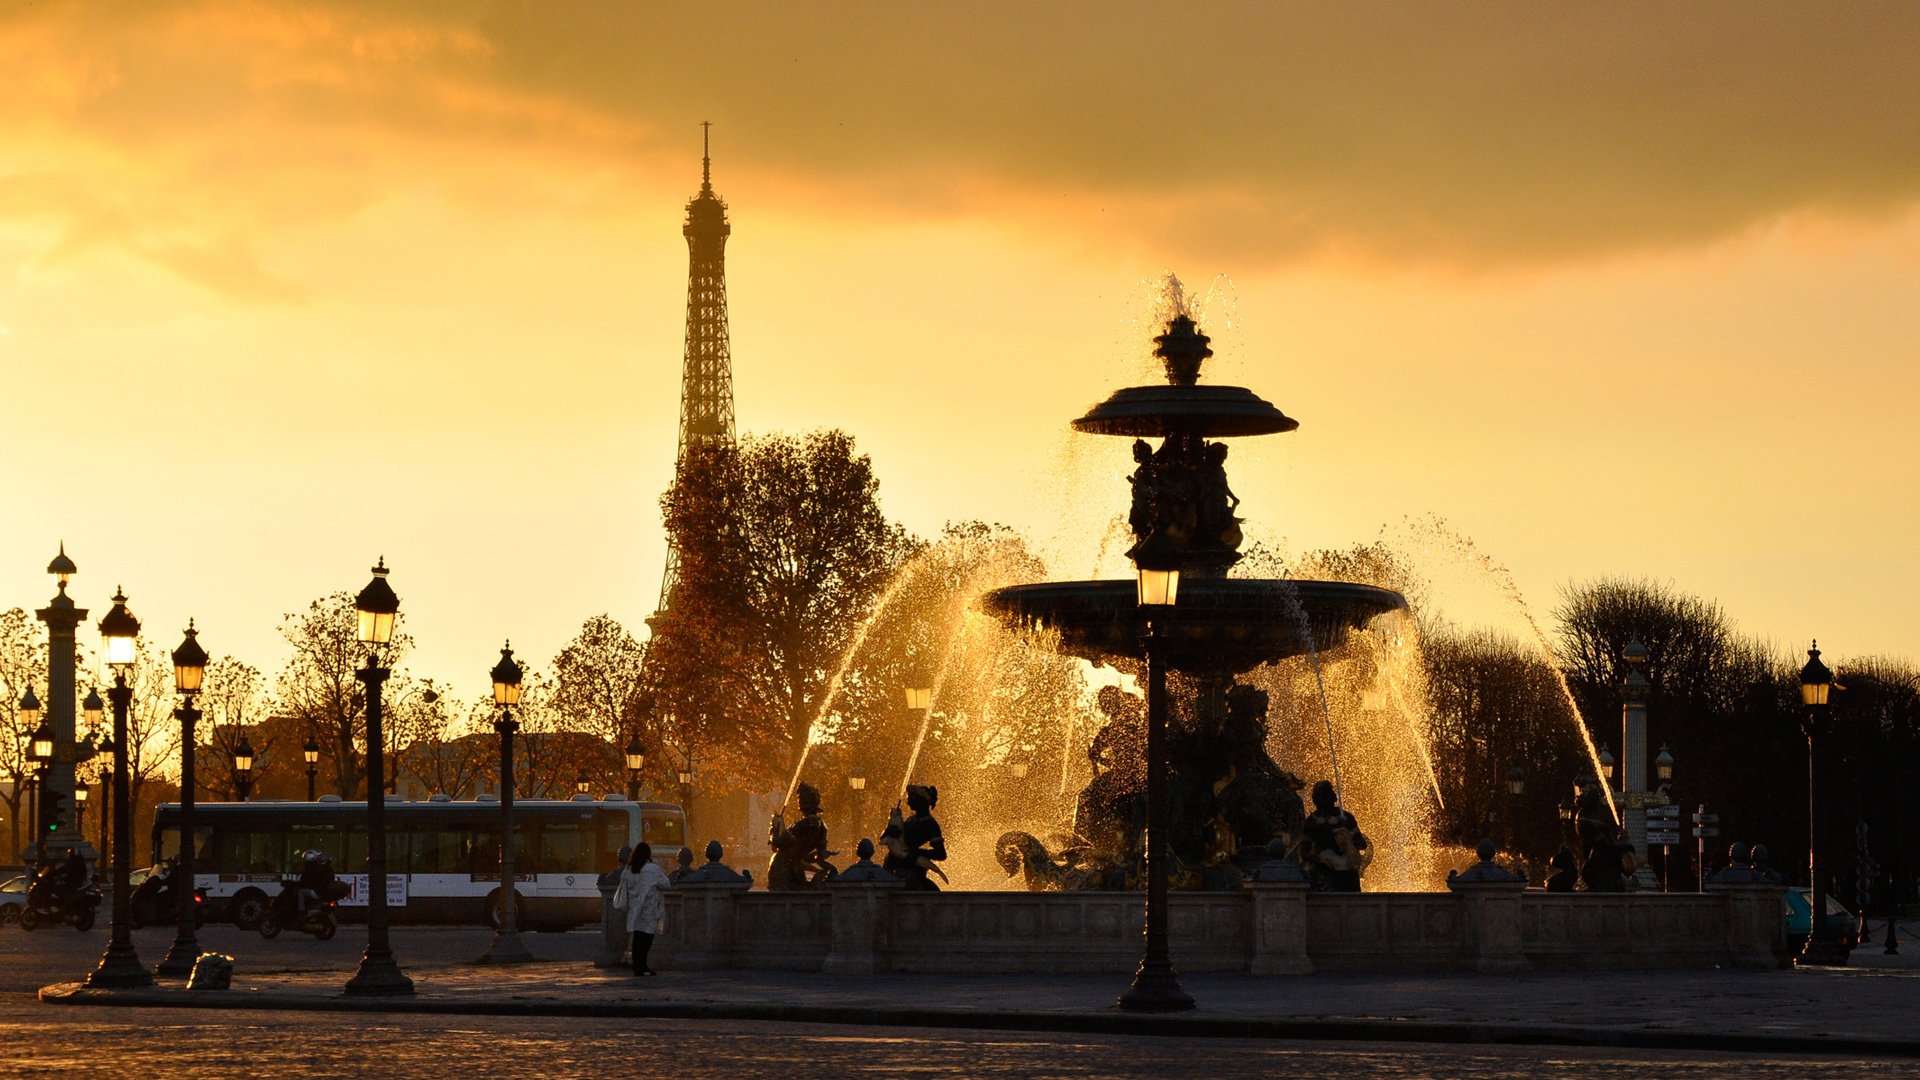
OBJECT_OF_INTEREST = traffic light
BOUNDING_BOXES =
[39,786,68,834]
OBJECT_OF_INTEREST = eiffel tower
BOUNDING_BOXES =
[656,122,737,613]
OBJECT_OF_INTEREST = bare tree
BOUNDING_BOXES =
[198,657,269,800]
[275,592,412,798]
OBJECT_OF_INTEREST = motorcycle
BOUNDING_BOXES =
[19,869,102,932]
[258,877,345,940]
[128,860,207,930]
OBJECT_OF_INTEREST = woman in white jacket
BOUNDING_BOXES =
[613,842,670,976]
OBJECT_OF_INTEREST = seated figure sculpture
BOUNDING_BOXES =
[1301,780,1370,892]
[767,781,837,891]
[882,784,948,891]
[1573,780,1632,892]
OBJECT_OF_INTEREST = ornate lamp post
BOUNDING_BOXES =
[624,736,645,801]
[848,768,866,838]
[345,559,412,996]
[232,737,255,802]
[19,690,43,858]
[1118,532,1193,1013]
[1798,642,1850,967]
[74,783,88,836]
[482,643,532,963]
[677,756,694,836]
[86,588,153,988]
[303,736,320,802]
[156,622,208,977]
[28,709,51,865]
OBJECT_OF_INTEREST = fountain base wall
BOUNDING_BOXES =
[660,882,1785,974]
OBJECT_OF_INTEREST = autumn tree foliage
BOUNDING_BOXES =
[275,591,412,798]
[649,430,913,787]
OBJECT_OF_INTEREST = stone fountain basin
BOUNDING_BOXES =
[981,578,1407,675]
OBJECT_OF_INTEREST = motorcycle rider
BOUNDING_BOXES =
[294,850,334,915]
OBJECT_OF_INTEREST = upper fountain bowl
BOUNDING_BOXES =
[1071,384,1298,438]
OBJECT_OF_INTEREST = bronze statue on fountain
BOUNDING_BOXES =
[767,781,838,890]
[984,307,1407,894]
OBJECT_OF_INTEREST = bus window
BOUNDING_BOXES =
[290,823,344,868]
[641,812,685,848]
[213,827,289,875]
[412,830,467,874]
[539,822,593,876]
[156,827,211,864]
[346,824,370,873]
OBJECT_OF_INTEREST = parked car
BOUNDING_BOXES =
[0,875,25,925]
[1786,887,1857,946]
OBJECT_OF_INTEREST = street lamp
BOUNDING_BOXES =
[28,712,51,865]
[624,736,645,801]
[1655,745,1675,785]
[1506,766,1526,797]
[904,686,933,712]
[1117,530,1193,1013]
[157,621,209,977]
[233,737,255,802]
[1798,641,1849,967]
[1598,743,1616,784]
[85,588,153,988]
[83,687,103,732]
[345,559,412,996]
[482,642,531,964]
[94,737,115,874]
[303,737,320,802]
[847,767,867,837]
[575,769,592,797]
[73,783,87,835]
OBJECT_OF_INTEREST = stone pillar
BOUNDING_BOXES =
[1452,879,1529,972]
[824,876,903,974]
[35,578,88,854]
[593,878,625,968]
[669,881,750,969]
[1245,882,1312,975]
[1706,882,1787,969]
[1621,664,1657,888]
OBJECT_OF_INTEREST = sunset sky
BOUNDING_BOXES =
[2,2,1916,698]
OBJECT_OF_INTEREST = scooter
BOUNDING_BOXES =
[258,877,343,940]
[128,860,207,930]
[19,871,101,932]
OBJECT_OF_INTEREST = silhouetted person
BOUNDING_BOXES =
[1545,845,1578,892]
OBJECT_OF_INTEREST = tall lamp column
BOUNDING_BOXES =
[1117,532,1194,1013]
[482,643,532,963]
[86,589,153,988]
[1798,642,1850,966]
[345,559,413,995]
[304,737,320,802]
[28,712,52,865]
[157,622,209,976]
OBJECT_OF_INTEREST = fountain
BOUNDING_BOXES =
[982,309,1407,889]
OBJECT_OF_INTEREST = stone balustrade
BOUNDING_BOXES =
[656,878,1785,974]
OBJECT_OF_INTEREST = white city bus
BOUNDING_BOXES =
[152,794,686,930]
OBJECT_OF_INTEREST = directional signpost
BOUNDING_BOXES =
[1647,804,1682,890]
[1692,805,1720,891]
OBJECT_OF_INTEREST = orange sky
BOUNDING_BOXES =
[2,1,1916,699]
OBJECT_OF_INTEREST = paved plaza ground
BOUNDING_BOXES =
[9,923,1920,1075]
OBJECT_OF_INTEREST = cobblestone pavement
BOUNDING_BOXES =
[9,924,1920,1075]
[6,1009,1920,1078]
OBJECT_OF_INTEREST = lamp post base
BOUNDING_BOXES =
[85,944,155,989]
[480,928,535,964]
[154,935,202,977]
[1116,963,1195,1013]
[345,948,415,996]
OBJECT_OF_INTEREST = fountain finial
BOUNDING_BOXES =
[1153,315,1212,387]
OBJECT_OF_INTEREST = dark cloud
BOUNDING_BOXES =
[8,0,1920,281]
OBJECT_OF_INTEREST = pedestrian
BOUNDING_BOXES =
[613,842,669,976]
